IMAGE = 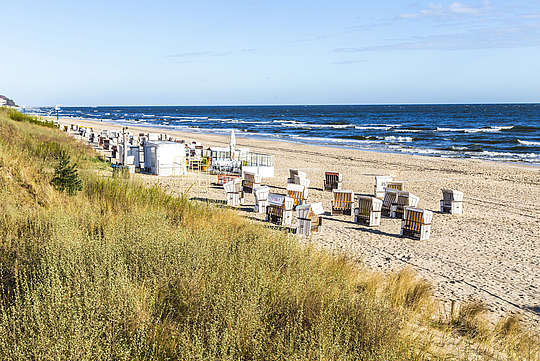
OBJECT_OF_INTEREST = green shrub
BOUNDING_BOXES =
[50,150,83,195]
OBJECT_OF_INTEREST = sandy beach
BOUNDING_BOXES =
[64,117,540,328]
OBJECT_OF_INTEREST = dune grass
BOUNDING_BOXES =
[0,108,537,360]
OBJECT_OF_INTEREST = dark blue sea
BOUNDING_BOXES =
[30,104,540,165]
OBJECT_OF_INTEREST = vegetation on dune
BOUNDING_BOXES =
[7,108,56,128]
[0,108,537,360]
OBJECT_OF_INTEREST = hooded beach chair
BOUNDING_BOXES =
[286,183,307,209]
[242,171,261,194]
[391,191,420,219]
[324,171,342,191]
[386,181,405,191]
[224,179,244,207]
[400,207,433,240]
[440,189,463,214]
[296,202,324,236]
[374,175,393,198]
[266,193,294,226]
[354,196,383,226]
[253,185,270,214]
[382,188,399,217]
[331,189,354,216]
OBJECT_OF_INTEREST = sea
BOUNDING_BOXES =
[29,104,540,165]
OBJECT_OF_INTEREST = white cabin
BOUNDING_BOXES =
[143,141,187,176]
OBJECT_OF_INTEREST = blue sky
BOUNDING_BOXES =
[1,0,540,106]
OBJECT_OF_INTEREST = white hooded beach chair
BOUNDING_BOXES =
[242,171,262,194]
[324,171,342,191]
[266,193,294,226]
[440,189,463,214]
[224,179,244,207]
[374,175,393,198]
[400,207,433,241]
[382,188,399,217]
[286,183,307,209]
[390,191,420,219]
[296,202,324,236]
[354,196,383,226]
[253,185,270,214]
[331,189,354,216]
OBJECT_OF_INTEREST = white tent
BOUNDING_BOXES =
[143,141,187,176]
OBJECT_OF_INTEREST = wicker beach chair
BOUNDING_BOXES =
[286,183,307,209]
[224,179,244,207]
[253,185,270,214]
[391,191,420,219]
[324,171,342,191]
[242,171,261,194]
[266,193,294,226]
[374,175,393,198]
[354,196,383,226]
[331,189,354,216]
[382,188,399,217]
[386,181,405,191]
[296,202,324,236]
[400,207,433,241]
[440,189,464,214]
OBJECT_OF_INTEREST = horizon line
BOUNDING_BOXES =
[24,101,540,108]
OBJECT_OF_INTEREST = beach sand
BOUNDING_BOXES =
[64,118,540,328]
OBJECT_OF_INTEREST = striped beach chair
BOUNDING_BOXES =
[382,188,399,217]
[374,175,393,198]
[253,185,270,214]
[390,191,420,219]
[287,183,306,209]
[296,202,324,236]
[400,207,433,240]
[354,196,383,226]
[266,193,294,226]
[324,171,342,191]
[331,189,354,216]
[440,189,463,214]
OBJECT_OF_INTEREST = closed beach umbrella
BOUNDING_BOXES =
[230,129,236,159]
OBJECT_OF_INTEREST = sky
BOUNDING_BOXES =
[1,0,540,106]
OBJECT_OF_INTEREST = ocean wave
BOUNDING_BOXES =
[384,136,413,142]
[517,139,540,146]
[290,135,382,145]
[436,126,514,133]
[393,129,424,133]
[354,126,391,130]
[366,123,402,127]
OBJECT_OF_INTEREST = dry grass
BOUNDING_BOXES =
[0,107,537,360]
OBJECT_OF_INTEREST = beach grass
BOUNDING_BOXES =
[0,108,537,360]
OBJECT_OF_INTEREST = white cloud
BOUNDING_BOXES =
[449,2,480,14]
[399,1,490,19]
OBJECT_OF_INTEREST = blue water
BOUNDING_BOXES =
[30,104,540,164]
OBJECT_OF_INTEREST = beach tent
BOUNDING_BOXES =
[143,141,187,176]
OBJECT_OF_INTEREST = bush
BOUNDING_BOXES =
[50,150,83,195]
[8,109,56,128]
